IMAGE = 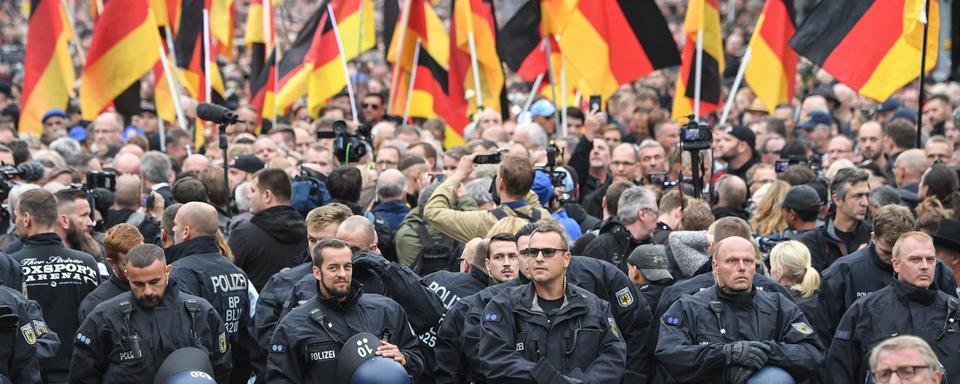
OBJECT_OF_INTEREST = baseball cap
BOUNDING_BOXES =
[230,154,265,173]
[775,184,821,212]
[933,219,960,252]
[627,244,673,282]
[68,126,87,141]
[724,125,756,151]
[42,109,68,124]
[530,99,557,118]
[875,98,901,113]
[798,111,832,130]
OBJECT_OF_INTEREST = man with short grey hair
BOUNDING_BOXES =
[583,186,659,272]
[372,169,409,232]
[869,336,943,384]
[140,151,173,207]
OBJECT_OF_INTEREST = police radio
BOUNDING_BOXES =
[709,301,726,335]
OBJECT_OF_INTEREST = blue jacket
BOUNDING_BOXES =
[372,200,410,231]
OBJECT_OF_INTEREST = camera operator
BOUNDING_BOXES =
[104,174,163,244]
[716,125,760,181]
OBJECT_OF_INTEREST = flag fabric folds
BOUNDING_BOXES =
[20,0,76,136]
[789,0,939,102]
[306,0,375,118]
[744,0,796,112]
[449,0,504,114]
[672,0,724,119]
[175,0,225,105]
[244,0,274,79]
[80,0,161,120]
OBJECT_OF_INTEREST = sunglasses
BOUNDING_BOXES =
[520,247,566,258]
[362,103,381,110]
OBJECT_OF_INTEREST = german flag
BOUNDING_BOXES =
[449,0,504,114]
[80,0,161,120]
[20,0,76,136]
[151,0,182,31]
[672,0,724,119]
[557,0,679,98]
[388,0,468,147]
[248,49,276,131]
[789,0,939,102]
[244,0,275,81]
[209,0,235,57]
[175,0,225,104]
[744,0,796,112]
[306,0,375,117]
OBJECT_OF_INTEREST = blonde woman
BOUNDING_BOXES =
[750,181,791,237]
[769,240,820,321]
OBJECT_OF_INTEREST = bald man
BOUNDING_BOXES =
[894,148,927,207]
[182,154,211,175]
[105,174,162,243]
[372,169,408,231]
[113,152,141,175]
[253,137,281,163]
[92,111,123,152]
[168,201,253,383]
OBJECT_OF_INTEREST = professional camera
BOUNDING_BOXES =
[679,115,713,151]
[317,120,373,164]
[646,172,681,188]
[775,155,822,173]
[86,171,117,192]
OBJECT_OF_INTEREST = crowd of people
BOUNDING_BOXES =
[0,1,957,384]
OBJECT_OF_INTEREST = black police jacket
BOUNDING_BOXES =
[0,252,20,292]
[12,232,101,381]
[478,282,627,383]
[169,236,252,384]
[0,285,42,383]
[799,218,872,272]
[281,253,444,334]
[418,267,489,384]
[816,243,958,346]
[251,258,312,384]
[228,205,307,290]
[78,275,129,322]
[656,285,824,383]
[826,280,960,384]
[582,220,645,273]
[70,281,232,384]
[266,282,423,383]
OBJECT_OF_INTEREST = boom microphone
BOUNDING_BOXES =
[196,103,239,125]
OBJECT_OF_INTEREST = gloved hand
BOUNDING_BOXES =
[353,251,390,273]
[0,305,19,331]
[722,341,772,370]
[531,358,583,384]
[724,365,755,384]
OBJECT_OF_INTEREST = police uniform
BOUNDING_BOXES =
[78,274,129,322]
[478,282,626,383]
[266,282,423,383]
[656,285,824,383]
[826,280,960,384]
[816,243,957,346]
[70,281,232,383]
[0,285,42,383]
[418,267,489,384]
[279,252,444,334]
[251,257,312,383]
[168,236,252,384]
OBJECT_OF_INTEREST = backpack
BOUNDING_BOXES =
[413,222,463,276]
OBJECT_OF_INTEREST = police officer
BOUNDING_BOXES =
[826,232,960,383]
[424,234,518,384]
[251,203,353,383]
[0,284,41,383]
[817,206,957,347]
[267,238,422,383]
[71,244,232,383]
[167,202,252,384]
[479,224,626,383]
[656,237,823,383]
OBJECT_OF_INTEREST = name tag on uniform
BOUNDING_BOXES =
[119,351,139,361]
[515,342,524,351]
[310,349,337,361]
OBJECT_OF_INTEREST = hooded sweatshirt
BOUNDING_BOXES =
[228,205,307,290]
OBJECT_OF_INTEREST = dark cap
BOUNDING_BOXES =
[798,111,832,130]
[933,219,960,252]
[42,109,67,124]
[775,184,822,212]
[724,125,756,151]
[140,101,157,114]
[887,107,917,124]
[876,98,901,113]
[627,244,673,282]
[230,155,265,173]
[810,84,840,105]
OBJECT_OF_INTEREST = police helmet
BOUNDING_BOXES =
[153,347,216,384]
[336,332,410,384]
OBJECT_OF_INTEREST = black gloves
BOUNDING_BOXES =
[722,341,772,370]
[531,358,583,384]
[352,251,390,274]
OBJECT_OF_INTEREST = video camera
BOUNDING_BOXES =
[317,120,373,164]
[774,155,821,173]
[679,117,713,152]
[646,172,681,188]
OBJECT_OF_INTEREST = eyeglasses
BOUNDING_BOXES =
[520,247,566,259]
[873,365,930,383]
[362,103,381,110]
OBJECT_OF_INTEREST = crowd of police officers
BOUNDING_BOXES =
[1,150,958,384]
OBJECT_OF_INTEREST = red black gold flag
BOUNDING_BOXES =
[20,0,76,136]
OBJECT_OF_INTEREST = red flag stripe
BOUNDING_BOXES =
[821,0,903,90]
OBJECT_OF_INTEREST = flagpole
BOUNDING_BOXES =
[402,38,422,124]
[694,29,704,119]
[915,0,932,149]
[272,45,279,124]
[467,31,484,110]
[388,0,412,113]
[202,9,213,143]
[328,3,360,124]
[719,47,751,126]
[544,37,562,134]
[158,45,187,138]
[560,47,568,138]
[521,73,546,118]
[355,0,365,94]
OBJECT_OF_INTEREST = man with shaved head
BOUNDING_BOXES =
[113,152,141,174]
[105,174,162,243]
[181,154,211,175]
[893,148,927,207]
[169,201,253,383]
[657,236,824,383]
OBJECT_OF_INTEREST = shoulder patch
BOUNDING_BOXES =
[218,332,228,354]
[20,324,36,344]
[791,322,813,335]
[271,344,286,353]
[482,313,500,322]
[661,313,682,327]
[76,332,92,346]
[615,287,634,308]
[608,317,621,338]
[32,320,47,335]
[834,330,851,341]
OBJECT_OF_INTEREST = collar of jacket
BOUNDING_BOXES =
[23,232,63,247]
[712,284,757,309]
[501,200,529,211]
[373,200,409,213]
[313,280,363,312]
[516,279,588,318]
[165,236,220,261]
[867,243,894,273]
[825,216,871,244]
[892,279,939,306]
[469,266,492,286]
[109,274,130,292]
